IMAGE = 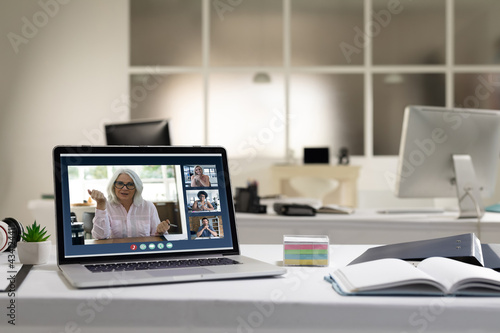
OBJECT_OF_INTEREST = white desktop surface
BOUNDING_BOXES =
[235,210,500,245]
[1,244,500,332]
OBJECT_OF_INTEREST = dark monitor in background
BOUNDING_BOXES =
[394,105,500,218]
[303,147,329,164]
[105,119,171,146]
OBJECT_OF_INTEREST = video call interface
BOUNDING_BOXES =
[59,153,234,258]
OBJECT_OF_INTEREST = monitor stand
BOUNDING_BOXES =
[453,155,485,219]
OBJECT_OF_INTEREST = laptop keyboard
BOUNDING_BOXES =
[85,257,241,273]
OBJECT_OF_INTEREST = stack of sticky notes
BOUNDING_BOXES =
[283,235,329,266]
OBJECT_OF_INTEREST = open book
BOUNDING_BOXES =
[325,257,500,296]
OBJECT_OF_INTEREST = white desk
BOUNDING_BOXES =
[235,210,500,244]
[1,244,500,332]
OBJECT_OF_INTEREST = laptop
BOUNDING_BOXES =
[53,145,286,288]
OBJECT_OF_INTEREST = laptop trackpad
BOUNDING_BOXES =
[147,267,212,277]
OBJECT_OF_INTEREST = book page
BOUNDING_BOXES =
[417,257,500,294]
[332,258,446,294]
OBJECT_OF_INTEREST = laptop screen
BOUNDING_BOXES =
[53,146,239,264]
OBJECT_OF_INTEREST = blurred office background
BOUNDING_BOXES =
[2,0,500,234]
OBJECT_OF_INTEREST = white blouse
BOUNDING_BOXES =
[91,200,166,239]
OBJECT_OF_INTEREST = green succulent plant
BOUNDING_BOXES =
[21,221,50,242]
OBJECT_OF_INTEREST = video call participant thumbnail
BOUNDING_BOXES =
[192,190,215,212]
[196,217,218,238]
[190,165,211,187]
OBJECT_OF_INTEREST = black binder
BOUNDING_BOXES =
[481,244,500,271]
[349,233,484,267]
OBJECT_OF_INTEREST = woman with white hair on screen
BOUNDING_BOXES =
[88,168,171,240]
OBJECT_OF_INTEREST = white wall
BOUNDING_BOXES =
[0,0,128,237]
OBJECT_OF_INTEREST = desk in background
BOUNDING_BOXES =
[271,164,360,207]
[235,210,500,245]
[1,244,500,332]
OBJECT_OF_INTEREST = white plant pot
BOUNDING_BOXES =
[17,240,52,265]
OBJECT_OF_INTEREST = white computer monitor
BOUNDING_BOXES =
[394,105,500,218]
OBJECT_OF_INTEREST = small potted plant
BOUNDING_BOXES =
[17,221,51,265]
